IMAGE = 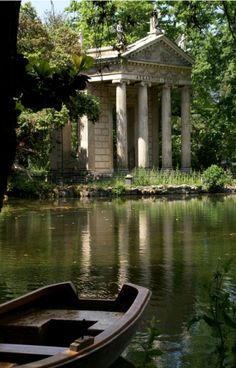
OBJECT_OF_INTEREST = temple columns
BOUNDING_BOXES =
[161,84,172,170]
[116,81,128,169]
[114,81,191,172]
[138,82,149,168]
[181,86,191,172]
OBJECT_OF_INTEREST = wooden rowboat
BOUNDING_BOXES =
[0,282,151,368]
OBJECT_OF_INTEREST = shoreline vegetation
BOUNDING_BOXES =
[5,165,236,200]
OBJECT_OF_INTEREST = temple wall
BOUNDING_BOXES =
[86,84,162,172]
[88,84,114,173]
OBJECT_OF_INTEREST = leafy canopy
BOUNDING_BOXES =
[15,2,100,170]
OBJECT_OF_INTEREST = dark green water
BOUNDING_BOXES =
[1,195,236,367]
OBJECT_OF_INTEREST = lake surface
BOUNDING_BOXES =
[1,195,236,367]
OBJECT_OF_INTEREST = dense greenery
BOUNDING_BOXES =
[66,0,154,49]
[16,2,100,171]
[202,165,232,192]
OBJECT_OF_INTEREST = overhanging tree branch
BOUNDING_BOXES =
[221,1,236,42]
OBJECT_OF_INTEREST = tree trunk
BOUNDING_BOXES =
[0,1,21,210]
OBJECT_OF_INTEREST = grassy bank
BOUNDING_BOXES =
[7,166,235,200]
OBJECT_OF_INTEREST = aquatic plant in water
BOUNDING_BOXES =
[188,258,236,368]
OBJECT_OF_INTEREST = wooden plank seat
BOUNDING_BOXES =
[1,309,123,332]
[0,343,66,356]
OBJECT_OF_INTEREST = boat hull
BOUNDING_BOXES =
[0,282,151,368]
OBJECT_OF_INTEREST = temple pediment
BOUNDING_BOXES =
[122,34,193,68]
[86,30,193,85]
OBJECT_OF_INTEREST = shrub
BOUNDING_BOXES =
[111,180,126,196]
[202,165,232,192]
[8,173,54,199]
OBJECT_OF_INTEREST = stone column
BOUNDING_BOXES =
[62,122,72,171]
[78,115,89,169]
[181,86,191,172]
[116,81,128,169]
[161,84,172,170]
[151,87,159,168]
[138,82,149,168]
[49,128,61,172]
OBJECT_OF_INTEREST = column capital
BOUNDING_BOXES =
[180,85,191,90]
[139,81,152,87]
[162,83,171,89]
[179,85,192,94]
[112,79,130,85]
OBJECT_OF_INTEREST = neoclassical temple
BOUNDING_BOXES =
[50,18,193,177]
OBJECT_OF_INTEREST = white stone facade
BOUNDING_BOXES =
[50,30,193,176]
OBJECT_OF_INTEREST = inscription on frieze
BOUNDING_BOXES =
[136,75,152,81]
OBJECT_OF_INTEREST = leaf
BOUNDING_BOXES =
[147,348,163,357]
[15,101,25,113]
[223,312,236,329]
[72,53,94,72]
[33,60,53,78]
[202,315,218,327]
[187,315,201,329]
[81,55,94,70]
[71,54,83,71]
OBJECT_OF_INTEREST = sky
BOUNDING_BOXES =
[22,0,72,19]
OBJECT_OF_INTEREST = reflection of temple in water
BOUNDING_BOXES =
[52,200,194,334]
[3,200,195,333]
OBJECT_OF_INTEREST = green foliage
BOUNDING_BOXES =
[15,3,102,173]
[131,169,150,187]
[18,2,52,59]
[111,180,126,197]
[127,317,162,368]
[188,258,236,368]
[16,106,70,169]
[131,168,202,187]
[66,0,153,49]
[15,54,89,113]
[8,173,54,199]
[18,3,84,68]
[202,165,232,192]
[67,91,101,123]
[17,5,98,113]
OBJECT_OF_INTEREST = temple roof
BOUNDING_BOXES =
[87,30,193,68]
[86,29,193,86]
